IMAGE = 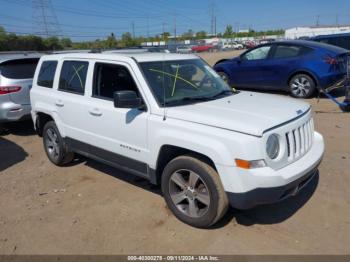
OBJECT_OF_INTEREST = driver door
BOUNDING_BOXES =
[233,45,272,88]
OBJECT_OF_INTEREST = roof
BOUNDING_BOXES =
[286,25,350,30]
[40,52,199,63]
[268,40,349,54]
[0,53,43,64]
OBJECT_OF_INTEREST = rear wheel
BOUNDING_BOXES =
[340,103,350,112]
[161,155,228,228]
[289,74,316,98]
[43,121,74,166]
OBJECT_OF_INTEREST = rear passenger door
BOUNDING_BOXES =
[55,60,92,143]
[261,44,305,88]
[83,61,149,173]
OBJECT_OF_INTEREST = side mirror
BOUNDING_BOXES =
[236,57,242,64]
[113,90,142,109]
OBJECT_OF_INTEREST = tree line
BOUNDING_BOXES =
[0,25,285,52]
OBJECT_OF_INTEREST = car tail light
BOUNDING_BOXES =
[324,56,338,65]
[0,86,22,95]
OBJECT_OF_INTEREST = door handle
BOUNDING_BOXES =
[89,108,102,116]
[55,100,64,107]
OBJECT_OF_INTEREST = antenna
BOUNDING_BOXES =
[162,53,166,121]
[32,0,61,37]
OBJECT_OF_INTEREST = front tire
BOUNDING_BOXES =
[217,71,229,84]
[289,74,316,98]
[43,121,74,166]
[161,155,228,228]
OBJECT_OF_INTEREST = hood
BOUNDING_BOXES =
[166,91,310,137]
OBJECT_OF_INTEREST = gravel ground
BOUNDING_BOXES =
[0,51,349,255]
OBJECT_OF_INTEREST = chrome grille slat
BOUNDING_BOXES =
[294,129,301,158]
[285,117,314,163]
[299,126,305,154]
[287,132,295,160]
[304,123,309,151]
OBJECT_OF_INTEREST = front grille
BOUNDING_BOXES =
[285,118,314,162]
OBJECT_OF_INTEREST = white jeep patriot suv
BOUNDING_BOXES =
[30,52,324,228]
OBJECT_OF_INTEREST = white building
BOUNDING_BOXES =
[285,25,350,39]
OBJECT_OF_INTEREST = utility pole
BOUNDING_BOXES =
[214,16,217,36]
[209,1,215,35]
[316,15,320,26]
[131,21,135,39]
[147,15,149,38]
[162,22,165,41]
[32,0,61,37]
[336,14,339,26]
[173,14,177,44]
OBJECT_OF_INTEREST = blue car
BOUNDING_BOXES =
[214,40,350,98]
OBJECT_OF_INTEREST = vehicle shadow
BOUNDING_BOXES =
[75,155,319,229]
[221,172,320,227]
[0,120,36,137]
[83,158,161,196]
[0,137,29,172]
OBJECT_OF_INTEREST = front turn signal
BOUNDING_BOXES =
[235,159,266,169]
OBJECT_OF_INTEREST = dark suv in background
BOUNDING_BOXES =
[311,33,350,51]
[0,53,41,122]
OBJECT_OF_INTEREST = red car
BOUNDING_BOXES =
[244,41,256,49]
[191,43,214,52]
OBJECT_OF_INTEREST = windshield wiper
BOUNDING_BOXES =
[164,96,212,106]
[209,90,235,99]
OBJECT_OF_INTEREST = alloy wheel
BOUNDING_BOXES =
[218,72,228,83]
[291,76,311,97]
[169,169,210,218]
[45,127,60,160]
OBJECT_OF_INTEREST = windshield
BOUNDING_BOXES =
[140,59,234,106]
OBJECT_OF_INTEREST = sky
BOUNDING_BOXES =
[0,0,350,41]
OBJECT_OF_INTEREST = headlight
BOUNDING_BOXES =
[266,134,280,159]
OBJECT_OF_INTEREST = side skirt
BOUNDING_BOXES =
[65,137,158,184]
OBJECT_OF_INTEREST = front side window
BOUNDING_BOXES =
[58,61,88,94]
[273,45,301,59]
[140,59,233,106]
[93,63,139,99]
[242,46,271,60]
[37,61,57,88]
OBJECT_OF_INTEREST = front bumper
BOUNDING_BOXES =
[0,101,31,123]
[216,132,324,209]
[226,167,319,209]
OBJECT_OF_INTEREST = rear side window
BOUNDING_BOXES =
[273,45,301,58]
[59,61,88,95]
[0,58,39,79]
[37,61,57,88]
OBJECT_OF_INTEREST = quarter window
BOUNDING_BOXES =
[37,61,57,88]
[242,46,271,60]
[93,63,139,100]
[58,61,88,94]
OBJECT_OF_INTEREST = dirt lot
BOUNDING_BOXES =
[0,51,349,255]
